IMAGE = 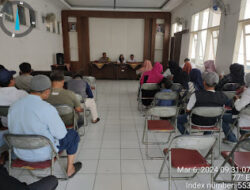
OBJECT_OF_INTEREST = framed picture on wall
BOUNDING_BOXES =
[156,24,165,33]
[3,2,14,22]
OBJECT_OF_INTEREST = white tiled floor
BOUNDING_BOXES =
[10,80,236,190]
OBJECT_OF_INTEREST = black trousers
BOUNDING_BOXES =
[28,175,58,190]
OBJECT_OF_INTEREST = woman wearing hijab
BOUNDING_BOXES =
[189,69,204,93]
[204,60,216,73]
[182,58,192,74]
[140,62,164,85]
[216,63,245,91]
[169,61,189,90]
[117,54,126,64]
[140,62,163,106]
[136,60,153,75]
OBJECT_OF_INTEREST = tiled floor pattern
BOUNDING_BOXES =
[10,80,238,190]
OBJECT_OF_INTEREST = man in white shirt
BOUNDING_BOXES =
[0,69,28,127]
[0,68,28,164]
[128,54,136,63]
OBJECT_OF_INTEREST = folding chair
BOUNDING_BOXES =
[4,134,68,179]
[188,107,225,154]
[236,106,250,140]
[54,104,79,132]
[75,94,89,127]
[0,106,9,129]
[142,92,179,159]
[214,134,250,185]
[138,83,160,112]
[83,76,97,101]
[159,135,217,190]
[222,83,241,91]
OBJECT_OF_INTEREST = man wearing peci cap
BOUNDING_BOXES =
[177,72,228,135]
[8,75,82,178]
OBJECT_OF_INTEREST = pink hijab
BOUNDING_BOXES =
[138,60,153,74]
[140,62,164,84]
[204,60,216,72]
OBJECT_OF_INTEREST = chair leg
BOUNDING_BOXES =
[169,150,172,190]
[8,149,11,175]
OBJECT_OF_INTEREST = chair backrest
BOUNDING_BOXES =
[223,91,236,100]
[54,104,74,116]
[154,91,178,101]
[173,135,217,156]
[222,83,241,91]
[0,106,9,117]
[83,76,96,86]
[239,138,250,151]
[147,106,178,118]
[171,83,182,91]
[141,83,160,91]
[191,107,224,118]
[75,94,83,103]
[4,134,55,151]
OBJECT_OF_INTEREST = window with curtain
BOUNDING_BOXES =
[234,0,250,71]
[171,22,183,37]
[189,8,221,66]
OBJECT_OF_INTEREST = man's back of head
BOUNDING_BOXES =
[19,62,32,75]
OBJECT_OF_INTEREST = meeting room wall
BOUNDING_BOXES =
[171,0,241,75]
[0,0,65,72]
[89,18,144,62]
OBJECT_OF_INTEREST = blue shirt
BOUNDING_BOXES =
[157,89,174,106]
[8,95,67,162]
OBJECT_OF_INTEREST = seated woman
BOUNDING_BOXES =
[216,63,245,91]
[202,60,217,79]
[168,61,189,90]
[117,54,126,64]
[182,58,192,74]
[140,62,164,106]
[189,69,204,93]
[136,60,153,75]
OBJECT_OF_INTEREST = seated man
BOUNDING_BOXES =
[8,75,81,177]
[0,68,28,164]
[222,73,250,144]
[98,52,110,63]
[177,72,228,134]
[15,62,33,92]
[0,165,58,190]
[67,74,100,123]
[46,71,83,126]
[127,54,136,63]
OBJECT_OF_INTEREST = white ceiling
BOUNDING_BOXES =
[61,0,185,11]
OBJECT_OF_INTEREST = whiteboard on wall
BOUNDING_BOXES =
[89,18,144,62]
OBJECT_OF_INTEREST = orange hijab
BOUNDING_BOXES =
[183,62,192,74]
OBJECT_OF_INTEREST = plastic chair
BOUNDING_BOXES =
[138,83,160,112]
[142,93,179,159]
[188,107,225,154]
[4,134,68,179]
[83,76,97,101]
[159,135,217,190]
[214,133,250,184]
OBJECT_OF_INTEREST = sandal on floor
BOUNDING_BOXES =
[92,118,100,124]
[69,162,82,178]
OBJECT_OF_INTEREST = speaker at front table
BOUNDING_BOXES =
[56,53,64,65]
